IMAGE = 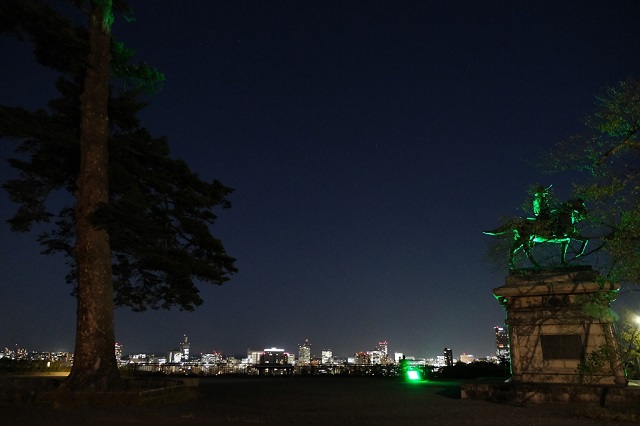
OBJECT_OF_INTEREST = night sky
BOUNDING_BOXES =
[2,1,640,360]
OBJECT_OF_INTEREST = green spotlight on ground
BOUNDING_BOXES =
[407,370,421,381]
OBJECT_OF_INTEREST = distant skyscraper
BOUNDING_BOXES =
[378,341,388,363]
[180,335,190,361]
[443,348,453,366]
[114,342,122,360]
[369,350,383,365]
[495,326,509,358]
[321,350,333,365]
[298,339,311,365]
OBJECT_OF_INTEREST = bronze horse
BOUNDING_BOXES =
[484,198,589,269]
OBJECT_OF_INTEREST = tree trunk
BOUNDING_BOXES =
[62,1,121,392]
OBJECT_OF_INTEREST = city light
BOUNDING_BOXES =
[1,333,506,378]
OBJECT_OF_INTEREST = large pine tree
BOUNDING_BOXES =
[1,0,236,391]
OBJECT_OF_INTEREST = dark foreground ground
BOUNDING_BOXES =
[2,376,639,425]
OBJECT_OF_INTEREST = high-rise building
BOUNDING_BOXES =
[180,335,190,361]
[495,326,509,358]
[298,339,311,365]
[377,341,388,363]
[443,348,453,366]
[247,349,262,365]
[321,349,333,365]
[369,350,383,365]
[114,342,122,360]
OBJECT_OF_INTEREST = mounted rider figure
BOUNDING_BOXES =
[532,184,553,222]
[484,185,589,269]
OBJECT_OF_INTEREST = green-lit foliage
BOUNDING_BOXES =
[544,79,640,284]
[577,279,619,322]
[111,40,165,94]
[615,310,640,380]
[574,343,617,385]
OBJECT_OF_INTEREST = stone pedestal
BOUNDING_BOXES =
[494,267,626,385]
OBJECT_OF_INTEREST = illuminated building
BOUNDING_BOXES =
[260,347,290,365]
[257,347,293,375]
[354,351,370,365]
[443,348,453,366]
[298,339,311,365]
[115,342,122,360]
[180,335,190,361]
[495,326,510,358]
[201,352,222,364]
[321,349,333,365]
[247,349,262,365]
[378,341,388,363]
[394,352,404,364]
[369,350,383,365]
[167,350,182,363]
[459,353,475,364]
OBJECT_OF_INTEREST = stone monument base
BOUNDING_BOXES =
[461,378,640,406]
[494,266,626,385]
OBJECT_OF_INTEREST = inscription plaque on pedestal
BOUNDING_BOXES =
[540,334,583,360]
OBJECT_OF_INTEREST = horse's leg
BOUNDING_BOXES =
[575,238,588,257]
[510,242,521,269]
[524,240,540,267]
[510,237,527,269]
[526,250,540,268]
[560,240,568,264]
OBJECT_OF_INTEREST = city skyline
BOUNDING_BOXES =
[2,2,640,360]
[4,329,504,362]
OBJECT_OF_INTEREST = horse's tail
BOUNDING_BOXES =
[483,224,512,236]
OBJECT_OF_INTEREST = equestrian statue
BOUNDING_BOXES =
[484,185,589,269]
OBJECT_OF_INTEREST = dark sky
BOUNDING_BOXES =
[2,1,640,360]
